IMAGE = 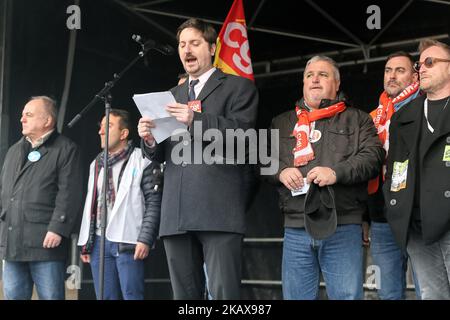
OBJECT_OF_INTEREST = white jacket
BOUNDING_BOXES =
[78,148,151,245]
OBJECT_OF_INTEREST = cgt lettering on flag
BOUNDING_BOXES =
[214,0,254,81]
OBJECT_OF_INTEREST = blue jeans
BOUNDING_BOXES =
[370,222,407,299]
[407,229,450,299]
[282,224,363,300]
[90,236,145,300]
[3,260,65,300]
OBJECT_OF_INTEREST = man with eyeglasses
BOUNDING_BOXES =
[366,51,420,300]
[383,39,450,299]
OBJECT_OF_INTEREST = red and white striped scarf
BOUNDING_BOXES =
[368,81,420,194]
[293,101,346,167]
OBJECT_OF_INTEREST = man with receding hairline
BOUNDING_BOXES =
[0,96,83,300]
[269,56,384,300]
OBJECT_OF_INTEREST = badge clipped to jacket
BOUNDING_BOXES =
[28,150,41,162]
[309,129,322,143]
[390,159,408,192]
[188,100,202,113]
[443,145,450,162]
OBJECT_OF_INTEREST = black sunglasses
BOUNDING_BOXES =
[414,56,450,72]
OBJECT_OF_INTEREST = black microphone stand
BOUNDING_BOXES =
[67,40,164,300]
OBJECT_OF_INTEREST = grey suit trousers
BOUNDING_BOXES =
[163,231,243,300]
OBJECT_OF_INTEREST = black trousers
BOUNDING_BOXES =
[163,231,243,299]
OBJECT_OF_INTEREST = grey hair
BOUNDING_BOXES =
[305,55,340,81]
[29,95,58,122]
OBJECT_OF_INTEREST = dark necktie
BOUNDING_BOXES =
[188,79,199,101]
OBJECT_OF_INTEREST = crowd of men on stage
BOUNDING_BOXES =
[1,18,450,300]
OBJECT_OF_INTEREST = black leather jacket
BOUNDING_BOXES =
[268,98,384,228]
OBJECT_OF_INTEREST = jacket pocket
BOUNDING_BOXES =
[23,221,48,248]
[278,187,304,214]
[23,210,52,224]
[328,127,354,155]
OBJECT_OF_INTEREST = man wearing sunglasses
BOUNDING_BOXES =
[384,39,450,299]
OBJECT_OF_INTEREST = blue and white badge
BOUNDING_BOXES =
[28,150,41,162]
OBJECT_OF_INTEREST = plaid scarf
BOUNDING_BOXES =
[293,101,346,167]
[81,141,133,254]
[96,141,133,207]
[368,82,420,194]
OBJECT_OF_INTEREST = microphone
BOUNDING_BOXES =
[132,34,175,56]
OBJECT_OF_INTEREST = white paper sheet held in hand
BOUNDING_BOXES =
[132,91,187,143]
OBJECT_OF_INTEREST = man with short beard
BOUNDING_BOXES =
[78,109,162,300]
[384,39,450,299]
[137,18,258,300]
[366,52,420,300]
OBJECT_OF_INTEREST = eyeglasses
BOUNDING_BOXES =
[414,56,450,72]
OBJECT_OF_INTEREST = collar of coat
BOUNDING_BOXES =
[297,95,348,111]
[25,129,56,148]
[22,129,58,149]
[393,94,450,156]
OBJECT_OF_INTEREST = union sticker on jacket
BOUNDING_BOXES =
[390,159,408,192]
[443,145,450,162]
[188,100,202,113]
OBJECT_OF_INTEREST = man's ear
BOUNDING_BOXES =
[412,72,419,83]
[45,116,55,129]
[121,128,129,141]
[210,43,216,57]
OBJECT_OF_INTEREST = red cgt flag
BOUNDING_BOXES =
[213,0,254,81]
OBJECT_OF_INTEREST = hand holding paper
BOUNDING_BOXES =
[166,102,194,126]
[138,117,155,145]
[133,91,188,143]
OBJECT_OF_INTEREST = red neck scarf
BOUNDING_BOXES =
[368,81,420,194]
[293,101,346,167]
[370,81,420,153]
